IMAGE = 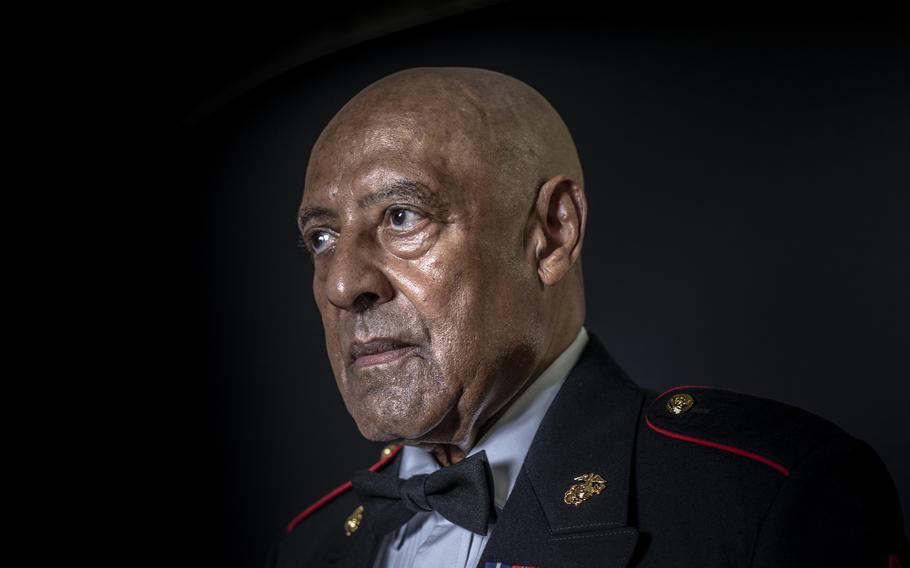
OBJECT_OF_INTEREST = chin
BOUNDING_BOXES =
[349,390,455,443]
[353,414,428,443]
[353,420,400,443]
[343,357,459,443]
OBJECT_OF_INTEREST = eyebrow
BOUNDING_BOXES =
[297,206,333,232]
[357,179,448,211]
[297,179,449,231]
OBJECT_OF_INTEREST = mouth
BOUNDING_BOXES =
[349,338,419,369]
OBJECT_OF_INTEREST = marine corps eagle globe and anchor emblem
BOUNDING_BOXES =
[563,473,607,506]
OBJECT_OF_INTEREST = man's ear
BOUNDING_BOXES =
[529,175,587,286]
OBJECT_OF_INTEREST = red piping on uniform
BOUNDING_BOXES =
[645,416,790,476]
[285,444,403,533]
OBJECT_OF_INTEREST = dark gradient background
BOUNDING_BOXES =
[149,5,909,566]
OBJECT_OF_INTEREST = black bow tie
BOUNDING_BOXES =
[349,449,497,536]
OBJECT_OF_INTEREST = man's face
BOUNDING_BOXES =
[298,110,544,447]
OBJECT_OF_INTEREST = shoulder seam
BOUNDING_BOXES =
[646,385,846,476]
[645,415,791,476]
[745,432,856,567]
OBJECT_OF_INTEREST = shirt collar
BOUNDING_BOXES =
[397,326,590,510]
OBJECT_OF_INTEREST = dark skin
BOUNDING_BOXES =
[298,67,588,466]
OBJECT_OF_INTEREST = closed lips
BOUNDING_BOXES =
[350,339,416,363]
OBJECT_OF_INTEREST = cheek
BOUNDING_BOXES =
[414,238,528,333]
[421,268,488,377]
[443,254,538,364]
[388,254,461,319]
[382,260,479,375]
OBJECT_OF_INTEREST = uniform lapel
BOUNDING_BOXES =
[478,333,645,568]
[316,454,404,568]
[335,523,381,568]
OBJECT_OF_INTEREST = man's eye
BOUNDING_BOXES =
[308,230,335,254]
[388,208,425,231]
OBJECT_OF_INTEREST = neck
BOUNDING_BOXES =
[428,444,467,467]
[420,322,583,466]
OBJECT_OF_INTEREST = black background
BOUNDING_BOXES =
[132,4,909,566]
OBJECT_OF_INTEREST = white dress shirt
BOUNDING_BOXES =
[372,326,589,568]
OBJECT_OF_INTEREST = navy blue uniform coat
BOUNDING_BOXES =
[267,332,909,567]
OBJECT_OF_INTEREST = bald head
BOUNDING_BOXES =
[309,67,583,210]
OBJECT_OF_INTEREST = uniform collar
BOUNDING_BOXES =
[477,331,646,568]
[520,331,644,532]
[397,326,590,510]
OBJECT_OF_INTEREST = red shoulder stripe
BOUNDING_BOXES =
[645,416,791,476]
[285,444,403,534]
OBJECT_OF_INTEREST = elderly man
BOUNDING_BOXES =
[268,67,908,567]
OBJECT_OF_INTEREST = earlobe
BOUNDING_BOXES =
[532,175,587,286]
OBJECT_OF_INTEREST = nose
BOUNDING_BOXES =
[322,232,394,312]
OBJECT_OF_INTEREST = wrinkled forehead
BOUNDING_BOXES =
[303,105,493,207]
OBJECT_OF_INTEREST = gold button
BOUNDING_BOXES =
[380,444,399,458]
[666,393,695,415]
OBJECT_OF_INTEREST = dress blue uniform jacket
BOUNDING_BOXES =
[266,332,909,567]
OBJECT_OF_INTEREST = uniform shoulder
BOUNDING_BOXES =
[283,443,401,535]
[265,444,402,568]
[642,385,847,477]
